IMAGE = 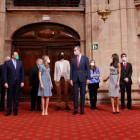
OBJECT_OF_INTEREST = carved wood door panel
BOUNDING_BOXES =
[12,22,80,102]
[18,47,45,101]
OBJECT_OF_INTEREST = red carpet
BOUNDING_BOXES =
[0,103,140,140]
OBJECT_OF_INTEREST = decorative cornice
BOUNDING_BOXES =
[6,6,85,12]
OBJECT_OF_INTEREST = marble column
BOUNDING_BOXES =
[0,0,6,64]
[85,0,92,60]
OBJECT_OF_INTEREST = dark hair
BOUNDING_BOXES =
[110,54,119,68]
[58,52,65,61]
[121,53,127,58]
[11,52,14,57]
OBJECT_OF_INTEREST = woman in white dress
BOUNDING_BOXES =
[103,54,121,114]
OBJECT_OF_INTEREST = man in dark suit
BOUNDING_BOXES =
[3,52,25,116]
[120,53,133,110]
[0,56,11,111]
[29,58,43,111]
[70,46,90,115]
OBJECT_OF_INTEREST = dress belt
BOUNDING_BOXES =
[110,74,118,75]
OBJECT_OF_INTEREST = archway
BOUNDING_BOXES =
[12,22,80,101]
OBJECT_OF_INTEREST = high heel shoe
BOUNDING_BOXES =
[45,111,48,115]
[42,112,44,115]
[116,109,120,113]
[112,112,116,114]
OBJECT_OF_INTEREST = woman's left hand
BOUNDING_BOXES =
[51,83,53,89]
[116,82,119,87]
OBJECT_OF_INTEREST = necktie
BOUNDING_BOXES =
[77,56,79,68]
[124,62,126,70]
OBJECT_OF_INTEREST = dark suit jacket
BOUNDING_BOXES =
[0,64,4,86]
[70,55,90,83]
[3,60,25,86]
[29,65,39,87]
[120,62,133,86]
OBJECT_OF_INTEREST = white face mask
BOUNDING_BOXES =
[91,63,94,66]
[47,59,50,63]
[122,57,127,61]
[74,51,78,56]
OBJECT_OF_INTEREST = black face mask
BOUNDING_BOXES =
[60,55,65,60]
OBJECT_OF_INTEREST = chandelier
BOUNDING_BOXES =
[97,0,111,22]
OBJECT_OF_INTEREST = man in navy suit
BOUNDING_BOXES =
[3,52,25,116]
[0,56,11,111]
[70,46,90,115]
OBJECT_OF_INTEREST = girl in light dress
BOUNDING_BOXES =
[38,55,53,115]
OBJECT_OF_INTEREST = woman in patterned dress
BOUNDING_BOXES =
[103,54,121,114]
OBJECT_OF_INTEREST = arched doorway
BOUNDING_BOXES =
[12,22,80,102]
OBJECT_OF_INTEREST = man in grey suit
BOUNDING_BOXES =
[70,46,90,115]
[54,52,71,111]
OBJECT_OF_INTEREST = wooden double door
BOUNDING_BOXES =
[18,46,74,102]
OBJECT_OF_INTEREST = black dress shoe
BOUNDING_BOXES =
[128,108,133,110]
[93,106,97,110]
[65,106,71,110]
[121,107,124,110]
[81,112,84,115]
[14,112,18,116]
[73,111,78,115]
[0,109,4,112]
[55,106,61,111]
[30,109,35,111]
[91,106,94,110]
[5,113,11,116]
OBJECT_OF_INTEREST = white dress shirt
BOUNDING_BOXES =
[60,61,64,77]
[123,62,128,81]
[12,59,17,69]
[77,54,82,63]
[123,62,127,65]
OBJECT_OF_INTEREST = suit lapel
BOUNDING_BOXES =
[36,65,39,72]
[10,60,16,70]
[126,62,129,72]
[121,62,126,72]
[79,55,84,68]
[58,61,61,71]
[16,61,19,70]
[74,57,78,68]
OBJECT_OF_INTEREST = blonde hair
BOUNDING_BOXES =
[42,55,50,69]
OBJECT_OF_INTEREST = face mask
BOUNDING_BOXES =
[15,56,19,60]
[122,57,127,61]
[47,59,50,63]
[74,51,78,56]
[91,63,94,66]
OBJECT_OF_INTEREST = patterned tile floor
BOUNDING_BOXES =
[0,102,140,140]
